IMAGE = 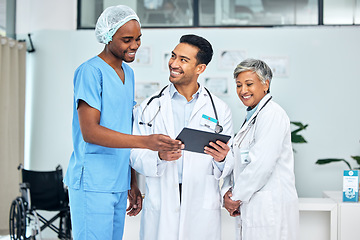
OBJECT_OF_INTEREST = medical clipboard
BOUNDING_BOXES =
[176,127,231,154]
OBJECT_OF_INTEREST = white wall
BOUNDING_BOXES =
[16,0,77,34]
[18,1,360,198]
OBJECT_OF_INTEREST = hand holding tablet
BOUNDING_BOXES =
[176,127,231,154]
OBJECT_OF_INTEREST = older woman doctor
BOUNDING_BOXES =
[222,59,299,240]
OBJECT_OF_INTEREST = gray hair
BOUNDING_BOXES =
[233,59,273,92]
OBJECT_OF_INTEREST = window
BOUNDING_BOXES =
[138,0,194,26]
[0,0,16,37]
[198,0,318,26]
[77,0,360,28]
[78,0,194,28]
[324,0,360,24]
[0,0,7,36]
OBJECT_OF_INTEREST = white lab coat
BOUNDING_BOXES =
[222,94,299,240]
[130,84,234,240]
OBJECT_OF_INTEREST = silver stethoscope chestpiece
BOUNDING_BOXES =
[215,124,223,134]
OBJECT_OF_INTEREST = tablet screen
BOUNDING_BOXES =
[176,127,231,154]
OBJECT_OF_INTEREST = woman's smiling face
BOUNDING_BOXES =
[236,70,269,109]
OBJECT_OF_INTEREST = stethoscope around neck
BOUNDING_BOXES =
[139,85,223,134]
[235,96,272,147]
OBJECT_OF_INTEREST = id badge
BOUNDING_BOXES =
[240,150,250,164]
[200,114,217,131]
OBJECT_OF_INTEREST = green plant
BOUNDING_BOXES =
[316,156,360,170]
[291,121,308,144]
[290,121,308,153]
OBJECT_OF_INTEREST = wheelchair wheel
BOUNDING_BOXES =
[9,197,27,240]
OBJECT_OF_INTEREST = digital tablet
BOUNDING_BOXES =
[175,127,231,154]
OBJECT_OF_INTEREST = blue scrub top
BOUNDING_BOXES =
[64,56,135,193]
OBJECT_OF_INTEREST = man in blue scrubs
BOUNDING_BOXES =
[64,5,183,240]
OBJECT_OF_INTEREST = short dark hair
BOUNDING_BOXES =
[179,34,213,65]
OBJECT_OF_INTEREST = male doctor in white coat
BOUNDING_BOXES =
[130,34,234,240]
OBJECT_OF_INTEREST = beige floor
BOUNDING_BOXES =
[2,209,236,239]
[124,209,236,239]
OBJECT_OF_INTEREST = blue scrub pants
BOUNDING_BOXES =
[68,184,128,240]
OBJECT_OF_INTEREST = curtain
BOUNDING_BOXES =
[0,36,26,233]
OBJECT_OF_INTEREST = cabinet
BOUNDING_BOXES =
[299,198,337,240]
[323,191,360,240]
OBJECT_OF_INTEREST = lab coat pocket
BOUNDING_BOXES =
[242,191,275,227]
[203,175,221,209]
[247,126,256,148]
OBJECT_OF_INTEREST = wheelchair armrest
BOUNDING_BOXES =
[19,182,31,208]
[20,182,30,189]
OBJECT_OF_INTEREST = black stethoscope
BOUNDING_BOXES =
[139,85,223,134]
[240,96,272,128]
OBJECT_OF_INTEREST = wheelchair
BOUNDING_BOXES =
[9,164,72,240]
